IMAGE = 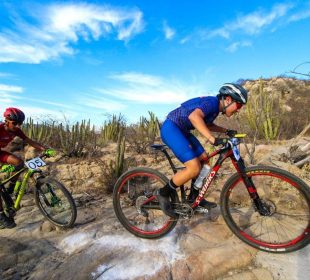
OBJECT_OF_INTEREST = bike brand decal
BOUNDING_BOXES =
[259,246,286,252]
[197,171,216,199]
[248,170,270,175]
[247,187,256,193]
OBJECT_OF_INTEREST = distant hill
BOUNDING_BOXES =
[217,77,310,139]
[244,77,310,138]
[244,77,310,113]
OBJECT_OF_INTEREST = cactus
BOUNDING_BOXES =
[23,117,54,143]
[59,119,97,157]
[100,114,125,144]
[102,131,126,192]
[114,131,126,178]
[245,79,281,142]
[127,111,160,154]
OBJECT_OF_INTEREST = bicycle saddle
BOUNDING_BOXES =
[150,144,167,151]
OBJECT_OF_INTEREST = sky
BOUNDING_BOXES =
[0,0,309,125]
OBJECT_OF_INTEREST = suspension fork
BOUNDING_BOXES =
[14,170,34,210]
[231,158,269,214]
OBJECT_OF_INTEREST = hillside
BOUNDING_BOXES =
[215,77,310,140]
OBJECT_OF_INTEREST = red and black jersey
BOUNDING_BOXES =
[0,123,27,148]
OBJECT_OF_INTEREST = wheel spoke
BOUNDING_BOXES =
[113,168,178,238]
[222,167,310,252]
[36,178,76,227]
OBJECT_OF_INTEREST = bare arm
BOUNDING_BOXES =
[24,137,46,152]
[188,108,217,144]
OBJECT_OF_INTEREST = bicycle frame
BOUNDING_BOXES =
[0,166,39,211]
[192,144,246,207]
[147,137,265,214]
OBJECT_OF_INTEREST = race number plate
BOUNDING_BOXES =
[25,157,46,170]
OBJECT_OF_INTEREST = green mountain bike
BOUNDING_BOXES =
[0,154,77,228]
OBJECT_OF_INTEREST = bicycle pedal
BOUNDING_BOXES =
[194,206,209,214]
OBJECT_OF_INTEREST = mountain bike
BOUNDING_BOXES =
[0,154,77,228]
[113,134,310,253]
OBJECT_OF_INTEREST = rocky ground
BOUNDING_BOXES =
[0,139,309,279]
[0,190,309,280]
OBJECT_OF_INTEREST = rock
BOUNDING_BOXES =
[21,198,36,207]
[0,254,18,271]
[24,146,39,159]
[40,221,56,233]
[220,268,273,280]
[18,248,43,263]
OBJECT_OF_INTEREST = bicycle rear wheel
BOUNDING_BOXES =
[221,165,310,253]
[113,167,179,239]
[35,177,77,228]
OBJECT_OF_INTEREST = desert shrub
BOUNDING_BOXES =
[23,117,55,144]
[99,132,137,193]
[126,111,161,154]
[58,119,99,157]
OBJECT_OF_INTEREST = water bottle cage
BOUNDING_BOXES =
[194,165,211,189]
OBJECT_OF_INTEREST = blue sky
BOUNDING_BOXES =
[0,0,309,125]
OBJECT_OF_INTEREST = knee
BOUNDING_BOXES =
[7,155,23,167]
[14,162,24,171]
[186,164,201,178]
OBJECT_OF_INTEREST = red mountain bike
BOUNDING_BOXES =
[113,135,310,253]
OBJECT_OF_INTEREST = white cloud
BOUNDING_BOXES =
[25,97,75,110]
[179,36,191,44]
[288,9,310,22]
[109,72,162,86]
[0,3,144,64]
[209,28,230,39]
[0,84,23,93]
[92,72,201,105]
[225,41,252,53]
[79,95,127,112]
[163,21,175,40]
[0,72,13,78]
[0,83,23,103]
[20,105,73,122]
[209,3,293,39]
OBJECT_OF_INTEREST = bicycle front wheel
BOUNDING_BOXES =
[35,177,77,228]
[113,167,178,239]
[221,165,310,253]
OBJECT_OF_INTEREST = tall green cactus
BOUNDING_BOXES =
[127,111,160,154]
[261,82,280,141]
[104,131,126,192]
[23,117,54,143]
[59,119,97,157]
[246,79,281,142]
[138,111,160,142]
[100,114,125,144]
[114,131,126,178]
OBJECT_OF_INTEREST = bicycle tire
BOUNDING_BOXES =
[220,165,310,253]
[113,167,179,239]
[34,177,77,228]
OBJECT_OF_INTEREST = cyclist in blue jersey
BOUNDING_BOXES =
[156,83,248,218]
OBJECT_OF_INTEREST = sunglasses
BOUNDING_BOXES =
[235,102,243,110]
[5,119,21,126]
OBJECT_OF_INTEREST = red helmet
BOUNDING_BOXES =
[4,107,25,124]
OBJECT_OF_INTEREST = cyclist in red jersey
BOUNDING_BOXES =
[0,108,53,229]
